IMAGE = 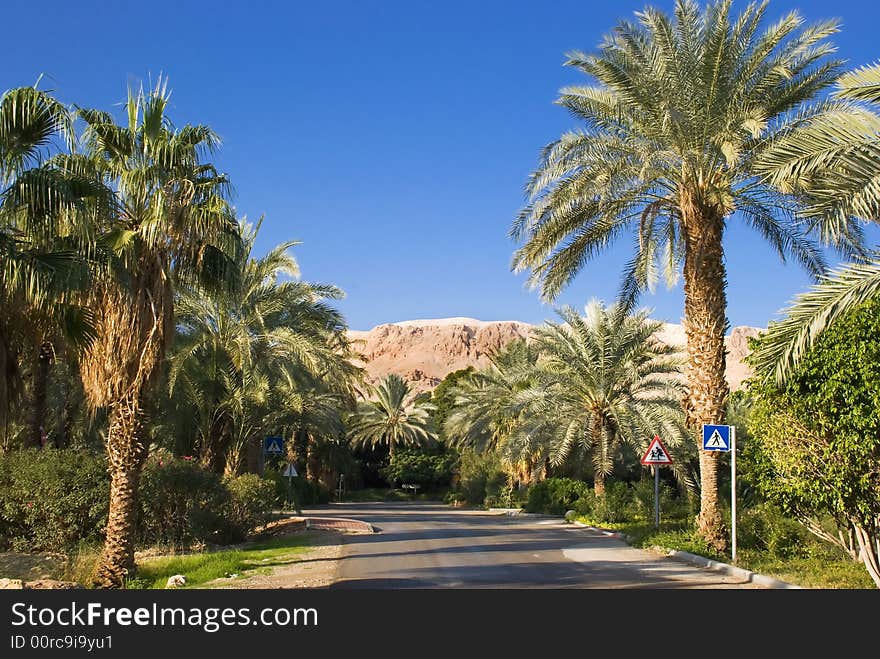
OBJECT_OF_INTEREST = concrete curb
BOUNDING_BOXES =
[662,549,802,589]
[279,515,376,534]
[569,521,802,589]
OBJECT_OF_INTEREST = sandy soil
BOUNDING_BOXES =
[206,529,346,589]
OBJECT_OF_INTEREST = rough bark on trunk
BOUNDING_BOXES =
[25,341,53,449]
[293,429,309,478]
[200,411,229,474]
[306,436,321,483]
[593,414,607,497]
[93,392,148,589]
[681,191,729,552]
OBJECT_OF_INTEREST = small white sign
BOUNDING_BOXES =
[283,463,298,478]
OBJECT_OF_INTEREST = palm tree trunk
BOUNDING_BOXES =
[681,193,729,552]
[293,429,309,478]
[25,341,53,449]
[93,391,148,588]
[200,411,228,473]
[306,436,321,483]
[593,414,606,497]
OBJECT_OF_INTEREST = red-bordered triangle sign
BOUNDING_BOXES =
[640,435,673,465]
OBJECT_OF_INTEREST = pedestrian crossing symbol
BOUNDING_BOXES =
[264,436,285,456]
[702,424,731,452]
[640,436,673,465]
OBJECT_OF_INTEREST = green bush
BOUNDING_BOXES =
[137,456,231,548]
[525,477,590,515]
[451,450,508,506]
[737,502,812,558]
[266,470,333,506]
[380,448,456,489]
[627,478,685,522]
[0,449,109,551]
[223,473,278,536]
[586,482,631,523]
[0,449,278,553]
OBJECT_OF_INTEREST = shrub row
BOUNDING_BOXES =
[0,449,279,552]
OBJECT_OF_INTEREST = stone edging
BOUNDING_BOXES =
[301,516,376,534]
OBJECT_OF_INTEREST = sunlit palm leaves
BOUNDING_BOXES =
[168,219,361,471]
[749,254,880,386]
[0,85,108,426]
[446,304,693,492]
[444,339,544,473]
[518,302,692,492]
[751,63,880,386]
[511,0,848,306]
[348,374,436,455]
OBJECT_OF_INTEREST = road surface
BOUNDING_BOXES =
[299,502,767,589]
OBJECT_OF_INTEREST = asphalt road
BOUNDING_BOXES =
[300,502,767,589]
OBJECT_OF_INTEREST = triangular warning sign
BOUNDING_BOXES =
[705,429,728,450]
[640,436,673,465]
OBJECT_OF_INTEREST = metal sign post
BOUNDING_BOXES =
[653,465,660,527]
[640,436,674,529]
[702,424,736,563]
[283,463,299,513]
[731,425,737,564]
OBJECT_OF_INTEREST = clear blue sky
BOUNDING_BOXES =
[7,0,880,330]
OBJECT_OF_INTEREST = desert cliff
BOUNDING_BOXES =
[348,317,761,395]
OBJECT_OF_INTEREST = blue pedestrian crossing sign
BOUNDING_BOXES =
[264,436,285,456]
[702,424,731,452]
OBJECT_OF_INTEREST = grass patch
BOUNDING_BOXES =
[568,514,872,589]
[734,552,875,589]
[128,534,313,589]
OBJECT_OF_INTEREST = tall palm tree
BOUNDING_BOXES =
[514,302,692,496]
[168,219,360,473]
[76,79,240,588]
[348,374,436,457]
[751,63,880,385]
[509,0,860,548]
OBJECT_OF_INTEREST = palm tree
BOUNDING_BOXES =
[0,85,106,442]
[750,63,880,385]
[509,0,861,548]
[515,301,692,496]
[75,79,240,588]
[444,339,546,483]
[348,374,436,457]
[168,219,360,473]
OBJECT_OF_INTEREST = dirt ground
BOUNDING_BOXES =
[206,529,347,589]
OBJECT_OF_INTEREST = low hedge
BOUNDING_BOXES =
[0,449,280,552]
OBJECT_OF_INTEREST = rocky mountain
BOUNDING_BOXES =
[347,317,762,395]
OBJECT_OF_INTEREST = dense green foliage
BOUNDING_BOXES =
[0,449,279,552]
[525,478,590,515]
[137,457,279,548]
[445,449,509,506]
[746,299,880,527]
[430,367,474,442]
[380,447,456,490]
[0,449,109,551]
[744,297,880,585]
